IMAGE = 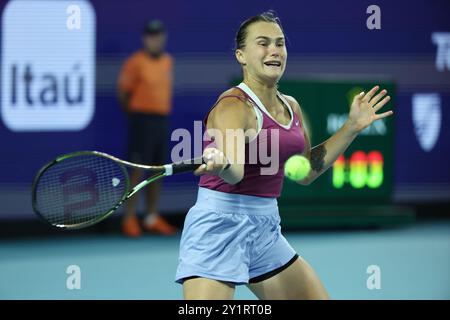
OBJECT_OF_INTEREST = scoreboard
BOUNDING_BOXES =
[276,79,396,225]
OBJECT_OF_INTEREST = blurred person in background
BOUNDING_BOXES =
[118,20,177,237]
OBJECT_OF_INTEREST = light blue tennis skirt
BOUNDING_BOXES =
[175,187,297,285]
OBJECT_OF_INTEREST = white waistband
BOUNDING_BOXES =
[196,187,278,216]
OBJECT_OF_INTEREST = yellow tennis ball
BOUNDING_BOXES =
[284,155,311,181]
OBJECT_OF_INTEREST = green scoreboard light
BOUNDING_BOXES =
[276,79,413,228]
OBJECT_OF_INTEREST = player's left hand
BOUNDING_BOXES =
[346,85,394,134]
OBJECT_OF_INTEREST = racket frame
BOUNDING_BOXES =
[32,151,174,229]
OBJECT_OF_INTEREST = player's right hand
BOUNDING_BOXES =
[194,148,229,176]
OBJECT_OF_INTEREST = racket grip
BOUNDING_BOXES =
[170,156,205,175]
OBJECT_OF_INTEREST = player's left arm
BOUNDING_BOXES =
[284,85,393,185]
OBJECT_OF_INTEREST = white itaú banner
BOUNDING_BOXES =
[1,0,96,131]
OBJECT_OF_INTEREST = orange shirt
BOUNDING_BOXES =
[118,50,173,115]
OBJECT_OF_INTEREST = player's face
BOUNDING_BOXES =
[142,33,166,55]
[237,22,287,85]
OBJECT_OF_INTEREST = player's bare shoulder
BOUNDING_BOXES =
[216,87,251,107]
[209,88,254,128]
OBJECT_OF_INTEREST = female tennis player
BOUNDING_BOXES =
[175,11,393,299]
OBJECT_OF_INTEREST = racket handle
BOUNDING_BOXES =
[170,156,205,175]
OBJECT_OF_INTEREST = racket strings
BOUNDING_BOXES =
[34,155,128,227]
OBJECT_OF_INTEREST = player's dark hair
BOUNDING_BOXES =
[235,10,285,50]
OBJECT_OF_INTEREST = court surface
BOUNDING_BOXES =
[1,220,449,299]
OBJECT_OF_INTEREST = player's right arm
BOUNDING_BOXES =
[194,97,252,185]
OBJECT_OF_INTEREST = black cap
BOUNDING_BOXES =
[143,20,165,35]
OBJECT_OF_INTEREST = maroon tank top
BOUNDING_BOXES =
[199,83,306,198]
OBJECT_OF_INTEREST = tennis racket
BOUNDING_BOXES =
[31,151,203,229]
